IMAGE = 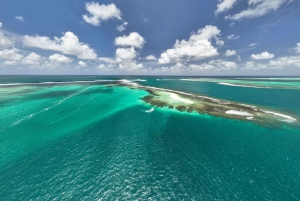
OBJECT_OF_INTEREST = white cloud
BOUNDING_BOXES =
[269,55,300,68]
[249,43,257,47]
[0,22,2,27]
[83,2,122,26]
[23,32,97,59]
[225,50,236,56]
[116,47,137,61]
[216,39,224,47]
[244,61,267,70]
[78,61,87,67]
[49,54,73,63]
[145,55,157,61]
[15,16,24,22]
[294,43,300,53]
[225,0,292,21]
[114,32,146,49]
[0,48,23,60]
[159,62,186,72]
[207,59,237,71]
[188,63,215,72]
[98,57,116,63]
[215,0,239,14]
[119,61,143,71]
[243,55,300,70]
[96,64,106,69]
[251,51,274,60]
[158,25,221,64]
[22,52,42,65]
[157,59,237,72]
[3,60,18,65]
[116,22,128,32]
[227,34,239,40]
[0,32,15,48]
[115,47,143,70]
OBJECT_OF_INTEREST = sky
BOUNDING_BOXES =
[0,0,300,75]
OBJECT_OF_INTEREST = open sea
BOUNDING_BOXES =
[0,75,299,200]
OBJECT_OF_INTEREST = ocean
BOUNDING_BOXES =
[0,76,299,200]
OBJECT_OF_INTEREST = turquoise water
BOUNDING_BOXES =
[0,76,300,200]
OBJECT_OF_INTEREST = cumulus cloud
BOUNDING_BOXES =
[98,57,116,63]
[215,0,239,14]
[188,63,215,72]
[159,62,186,72]
[216,39,225,47]
[78,61,87,67]
[23,32,97,59]
[49,54,73,63]
[3,60,18,65]
[145,55,157,61]
[0,32,15,48]
[158,25,221,64]
[119,61,142,70]
[96,64,107,69]
[251,51,274,60]
[115,47,143,70]
[114,32,146,49]
[116,22,128,32]
[0,22,2,27]
[269,55,300,68]
[115,47,137,61]
[243,55,300,70]
[227,34,239,40]
[197,59,237,71]
[113,32,145,70]
[294,43,300,53]
[157,59,237,72]
[0,48,23,60]
[22,52,42,65]
[225,50,236,56]
[15,16,24,21]
[244,61,267,70]
[83,2,122,26]
[225,0,292,21]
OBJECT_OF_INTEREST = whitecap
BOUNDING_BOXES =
[144,108,154,113]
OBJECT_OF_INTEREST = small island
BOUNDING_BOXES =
[118,81,298,127]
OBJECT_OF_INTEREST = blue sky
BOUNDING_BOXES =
[0,0,299,75]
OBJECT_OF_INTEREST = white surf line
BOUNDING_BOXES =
[0,80,120,87]
[218,82,270,89]
[11,86,93,126]
[179,78,214,82]
[120,79,139,87]
[234,78,300,80]
[132,79,147,82]
[262,110,297,121]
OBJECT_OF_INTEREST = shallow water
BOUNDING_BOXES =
[0,76,300,200]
